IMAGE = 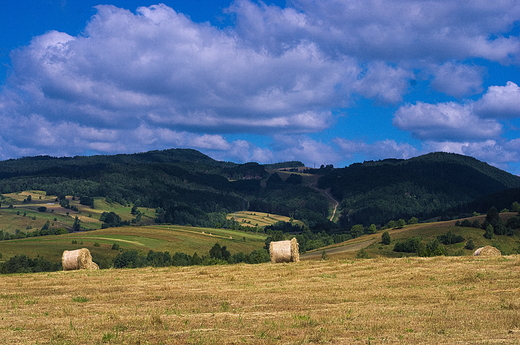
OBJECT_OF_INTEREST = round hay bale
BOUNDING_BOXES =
[473,246,501,256]
[62,248,98,270]
[87,262,99,270]
[269,238,300,263]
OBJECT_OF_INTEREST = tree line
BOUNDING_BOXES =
[0,242,270,274]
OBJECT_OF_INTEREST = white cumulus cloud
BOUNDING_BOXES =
[429,61,484,97]
[0,1,519,169]
[393,102,503,141]
[474,82,520,119]
[334,138,418,160]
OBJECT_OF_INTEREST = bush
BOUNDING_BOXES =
[437,230,465,245]
[484,224,494,239]
[418,239,447,257]
[0,255,60,274]
[113,250,144,268]
[459,219,472,227]
[381,231,391,245]
[356,248,369,259]
[464,239,476,250]
[247,249,270,264]
[507,217,520,229]
[393,237,422,253]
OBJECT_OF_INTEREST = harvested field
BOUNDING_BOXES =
[227,211,305,228]
[1,256,520,344]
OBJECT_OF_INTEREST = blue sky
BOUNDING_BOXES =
[1,1,520,174]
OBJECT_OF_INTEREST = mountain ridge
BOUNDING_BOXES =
[0,149,518,229]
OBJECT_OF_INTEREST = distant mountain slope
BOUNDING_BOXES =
[0,149,518,231]
[0,149,228,178]
[317,152,520,227]
[0,148,329,230]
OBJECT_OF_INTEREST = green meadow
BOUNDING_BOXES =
[0,225,267,264]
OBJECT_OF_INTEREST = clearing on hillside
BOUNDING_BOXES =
[227,210,305,228]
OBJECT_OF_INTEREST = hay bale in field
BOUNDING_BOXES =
[473,246,501,256]
[62,248,98,270]
[87,262,99,270]
[269,238,299,263]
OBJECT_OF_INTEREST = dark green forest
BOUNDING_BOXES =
[0,149,519,235]
[0,149,330,231]
[316,152,520,228]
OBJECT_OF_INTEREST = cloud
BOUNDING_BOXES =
[2,4,358,138]
[474,81,520,119]
[429,61,484,97]
[0,1,519,168]
[269,135,341,167]
[424,139,520,170]
[393,102,503,141]
[353,62,413,104]
[230,0,520,63]
[334,138,418,160]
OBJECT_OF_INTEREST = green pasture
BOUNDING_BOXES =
[0,191,157,233]
[90,198,156,223]
[364,213,520,257]
[0,225,267,264]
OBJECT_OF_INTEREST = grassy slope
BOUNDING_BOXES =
[303,213,520,260]
[2,256,520,344]
[0,225,267,264]
[0,191,158,233]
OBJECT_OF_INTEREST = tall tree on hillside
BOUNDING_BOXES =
[351,224,364,238]
[484,224,494,239]
[73,216,81,231]
[485,207,500,224]
[381,231,391,245]
[512,201,520,214]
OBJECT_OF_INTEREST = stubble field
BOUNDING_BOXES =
[1,256,520,344]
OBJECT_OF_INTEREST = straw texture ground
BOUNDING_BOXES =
[2,256,520,344]
[61,248,98,270]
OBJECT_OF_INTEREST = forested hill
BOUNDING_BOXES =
[0,149,230,178]
[0,149,519,231]
[0,149,330,230]
[317,152,520,227]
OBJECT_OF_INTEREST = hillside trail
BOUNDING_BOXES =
[309,182,340,222]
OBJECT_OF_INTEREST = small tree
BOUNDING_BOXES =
[484,224,494,239]
[356,248,369,259]
[464,239,476,250]
[387,220,397,229]
[367,224,377,234]
[408,217,419,225]
[485,207,500,224]
[321,250,328,260]
[73,216,81,231]
[381,231,391,245]
[351,224,364,238]
[511,201,520,214]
